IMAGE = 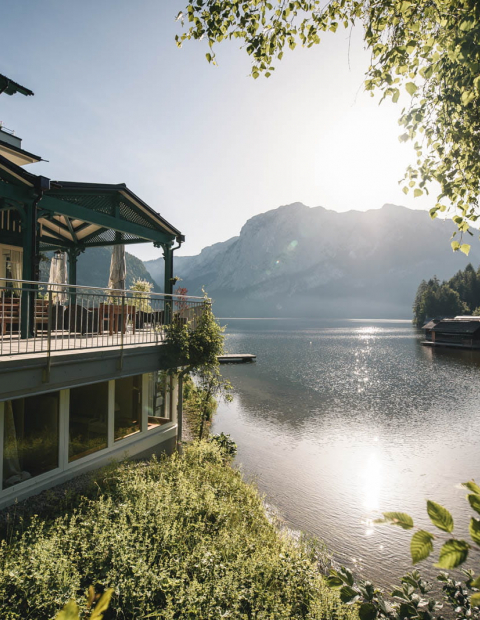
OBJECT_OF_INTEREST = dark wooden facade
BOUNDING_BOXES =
[422,318,480,349]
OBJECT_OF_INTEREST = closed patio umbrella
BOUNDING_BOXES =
[103,244,133,335]
[108,244,126,293]
[48,251,67,303]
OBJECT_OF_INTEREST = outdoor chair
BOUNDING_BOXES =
[135,309,164,330]
[34,299,50,335]
[65,304,98,335]
[99,303,137,336]
[0,297,20,335]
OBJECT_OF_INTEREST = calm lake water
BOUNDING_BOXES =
[211,318,480,585]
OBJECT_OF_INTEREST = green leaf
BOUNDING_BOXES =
[427,500,454,532]
[326,575,344,588]
[435,539,469,569]
[414,189,423,197]
[382,512,414,530]
[461,91,475,106]
[406,82,417,96]
[91,589,114,620]
[469,494,480,515]
[406,41,416,54]
[463,480,480,495]
[340,585,358,603]
[359,602,377,620]
[451,240,461,251]
[471,592,480,608]
[471,575,480,589]
[410,530,434,564]
[339,566,354,586]
[55,601,80,620]
[469,518,480,546]
[460,244,471,256]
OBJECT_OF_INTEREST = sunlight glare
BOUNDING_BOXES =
[362,452,382,513]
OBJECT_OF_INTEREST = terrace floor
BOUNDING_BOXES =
[0,328,166,361]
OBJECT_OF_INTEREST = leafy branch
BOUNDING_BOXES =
[176,0,480,253]
[375,480,480,607]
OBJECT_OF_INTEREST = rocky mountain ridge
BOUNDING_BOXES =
[146,202,480,318]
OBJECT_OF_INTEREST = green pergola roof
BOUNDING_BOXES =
[0,74,34,97]
[0,154,184,251]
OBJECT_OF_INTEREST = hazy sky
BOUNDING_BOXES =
[2,1,436,260]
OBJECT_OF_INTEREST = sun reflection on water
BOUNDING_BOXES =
[362,452,382,514]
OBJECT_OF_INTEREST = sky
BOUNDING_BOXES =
[1,0,437,261]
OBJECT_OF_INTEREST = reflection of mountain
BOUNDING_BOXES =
[147,203,480,318]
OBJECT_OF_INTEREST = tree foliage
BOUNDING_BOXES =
[412,263,480,325]
[165,297,232,440]
[176,0,480,252]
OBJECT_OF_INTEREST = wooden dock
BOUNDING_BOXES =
[218,353,256,364]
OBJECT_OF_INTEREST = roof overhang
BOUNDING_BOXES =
[0,140,41,166]
[0,156,185,251]
[0,74,34,97]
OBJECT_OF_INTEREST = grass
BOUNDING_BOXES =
[0,441,358,620]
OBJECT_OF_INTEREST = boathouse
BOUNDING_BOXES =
[0,75,203,507]
[422,316,480,349]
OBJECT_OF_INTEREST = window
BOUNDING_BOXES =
[1,246,22,292]
[3,392,59,488]
[69,383,108,462]
[114,376,142,441]
[147,371,175,429]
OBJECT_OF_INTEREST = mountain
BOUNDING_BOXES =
[41,247,160,292]
[146,202,480,318]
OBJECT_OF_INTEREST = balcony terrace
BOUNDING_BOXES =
[0,278,206,357]
[0,278,206,400]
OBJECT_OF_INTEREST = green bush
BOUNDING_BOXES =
[0,442,357,620]
[209,432,237,460]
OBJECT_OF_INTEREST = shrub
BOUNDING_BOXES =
[0,442,356,620]
[209,432,237,460]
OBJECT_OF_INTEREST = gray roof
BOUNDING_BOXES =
[422,320,438,330]
[432,320,480,335]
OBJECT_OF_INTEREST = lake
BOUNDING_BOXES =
[211,318,480,585]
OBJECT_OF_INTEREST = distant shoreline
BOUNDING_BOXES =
[217,317,412,322]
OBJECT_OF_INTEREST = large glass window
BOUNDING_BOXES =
[114,376,142,441]
[69,382,108,462]
[147,371,175,430]
[3,392,59,489]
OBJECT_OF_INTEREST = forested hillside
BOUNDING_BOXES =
[413,264,480,326]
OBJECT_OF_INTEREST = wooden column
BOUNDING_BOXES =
[163,243,173,325]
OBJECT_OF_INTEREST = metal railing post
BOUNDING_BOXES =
[43,288,53,382]
[118,294,125,370]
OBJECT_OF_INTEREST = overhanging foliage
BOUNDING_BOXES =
[176,0,480,253]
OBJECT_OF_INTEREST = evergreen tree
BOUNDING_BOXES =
[413,269,472,326]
